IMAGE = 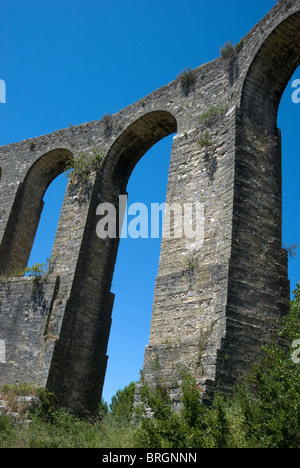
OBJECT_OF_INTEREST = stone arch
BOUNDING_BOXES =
[46,110,178,414]
[0,148,73,276]
[1,2,300,416]
[241,10,300,130]
[105,109,178,192]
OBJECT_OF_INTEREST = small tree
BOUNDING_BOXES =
[109,382,136,423]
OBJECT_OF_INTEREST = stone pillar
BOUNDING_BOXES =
[140,107,237,398]
[204,108,290,399]
[46,174,122,414]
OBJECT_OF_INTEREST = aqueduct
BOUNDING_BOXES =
[0,0,299,414]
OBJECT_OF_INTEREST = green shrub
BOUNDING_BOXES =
[0,261,49,280]
[220,39,244,59]
[198,130,212,147]
[24,262,48,278]
[220,40,235,59]
[32,388,59,422]
[66,148,105,181]
[109,382,136,423]
[134,283,300,448]
[135,372,214,448]
[0,414,17,448]
[0,285,299,448]
[177,67,196,94]
[198,105,228,126]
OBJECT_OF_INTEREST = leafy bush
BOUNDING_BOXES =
[135,283,300,448]
[65,148,105,181]
[220,40,235,59]
[177,67,196,94]
[135,372,223,448]
[220,39,244,60]
[0,261,49,280]
[238,284,300,448]
[24,262,48,278]
[109,382,136,423]
[0,414,17,448]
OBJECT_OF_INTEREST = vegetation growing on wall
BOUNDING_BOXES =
[177,67,197,95]
[197,105,228,149]
[220,39,244,59]
[1,282,299,448]
[198,105,228,126]
[0,261,49,282]
[198,130,212,148]
[65,148,105,181]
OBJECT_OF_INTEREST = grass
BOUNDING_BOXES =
[198,105,228,126]
[0,412,136,448]
[186,253,199,273]
[1,284,300,448]
[0,383,136,448]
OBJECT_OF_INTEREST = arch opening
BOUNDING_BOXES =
[217,11,300,394]
[241,11,300,131]
[238,9,300,297]
[26,172,69,274]
[99,110,178,404]
[240,10,300,296]
[278,65,300,296]
[107,110,177,192]
[0,148,72,276]
[102,134,175,404]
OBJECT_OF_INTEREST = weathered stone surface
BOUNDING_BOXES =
[0,0,298,414]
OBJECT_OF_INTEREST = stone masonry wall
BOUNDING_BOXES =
[0,0,299,414]
[0,276,60,386]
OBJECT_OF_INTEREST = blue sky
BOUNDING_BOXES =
[1,0,299,404]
